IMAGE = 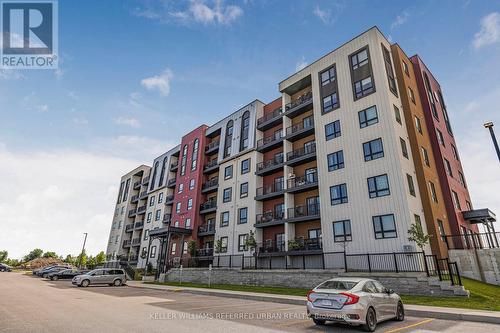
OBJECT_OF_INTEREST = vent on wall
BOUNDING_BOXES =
[403,244,414,252]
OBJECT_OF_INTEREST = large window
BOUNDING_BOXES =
[240,182,248,198]
[150,161,159,191]
[452,191,461,210]
[429,181,438,203]
[240,111,250,151]
[223,120,233,158]
[149,195,155,206]
[117,181,124,204]
[354,77,374,98]
[333,220,352,242]
[358,106,378,128]
[400,138,409,159]
[382,45,397,96]
[158,157,168,186]
[363,138,384,161]
[424,73,438,119]
[187,198,193,210]
[238,207,248,224]
[155,209,161,221]
[351,49,368,70]
[415,116,422,134]
[180,144,188,176]
[320,66,336,86]
[191,139,199,171]
[147,212,152,223]
[122,178,130,202]
[238,234,248,252]
[241,158,250,174]
[176,202,181,213]
[436,129,445,146]
[322,93,339,113]
[327,150,344,171]
[394,105,402,125]
[220,212,229,227]
[325,120,341,141]
[422,147,430,166]
[220,237,228,253]
[223,188,232,203]
[373,214,397,239]
[407,174,416,196]
[367,174,390,198]
[330,183,348,205]
[444,158,453,177]
[224,165,233,180]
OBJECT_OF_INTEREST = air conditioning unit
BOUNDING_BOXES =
[402,244,414,252]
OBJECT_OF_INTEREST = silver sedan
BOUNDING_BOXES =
[306,277,404,331]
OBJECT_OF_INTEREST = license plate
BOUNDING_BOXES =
[320,299,333,306]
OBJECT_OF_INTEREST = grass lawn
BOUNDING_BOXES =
[148,277,500,311]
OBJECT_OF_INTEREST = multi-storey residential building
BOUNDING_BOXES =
[106,27,496,273]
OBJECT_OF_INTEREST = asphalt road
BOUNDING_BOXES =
[0,272,499,333]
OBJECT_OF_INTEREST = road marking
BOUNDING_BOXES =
[384,318,434,333]
[186,302,265,311]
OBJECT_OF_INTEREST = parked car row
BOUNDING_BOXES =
[32,265,127,287]
[0,263,12,272]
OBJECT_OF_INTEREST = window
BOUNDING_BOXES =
[437,220,445,240]
[238,234,248,252]
[438,91,453,135]
[415,116,422,134]
[183,241,188,254]
[176,202,181,213]
[150,161,159,191]
[189,179,195,190]
[241,158,250,174]
[444,158,453,177]
[436,129,445,146]
[330,183,348,205]
[408,87,416,104]
[402,61,409,76]
[240,111,250,151]
[240,182,248,198]
[121,207,124,215]
[325,120,341,141]
[367,174,390,198]
[147,212,152,223]
[333,220,352,242]
[174,220,179,227]
[358,105,378,128]
[117,182,124,204]
[320,65,336,86]
[158,157,168,186]
[458,171,466,188]
[407,174,416,196]
[155,209,161,221]
[382,45,397,95]
[422,147,430,166]
[223,188,232,203]
[224,165,233,180]
[429,181,438,203]
[180,145,188,176]
[223,120,233,158]
[322,93,339,113]
[122,178,130,202]
[373,214,397,239]
[158,192,164,203]
[363,138,384,161]
[185,218,191,229]
[238,207,248,224]
[451,144,459,161]
[327,150,344,171]
[466,200,472,211]
[149,195,155,207]
[191,139,199,171]
[309,228,322,239]
[424,73,438,120]
[351,48,368,70]
[400,138,409,159]
[219,237,228,253]
[452,191,461,210]
[150,246,157,258]
[414,214,422,228]
[220,212,229,227]
[394,105,402,125]
[178,183,184,193]
[144,229,149,240]
[187,198,193,210]
[171,243,176,254]
[354,76,374,98]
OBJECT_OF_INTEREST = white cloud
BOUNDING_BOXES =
[296,56,308,71]
[37,104,49,113]
[114,116,141,128]
[72,117,89,125]
[473,12,500,49]
[313,5,331,25]
[140,68,173,96]
[391,11,409,29]
[0,69,24,80]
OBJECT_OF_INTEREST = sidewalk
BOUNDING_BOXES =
[127,281,500,324]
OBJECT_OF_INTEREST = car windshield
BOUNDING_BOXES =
[317,280,358,290]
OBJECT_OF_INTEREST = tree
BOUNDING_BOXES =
[24,248,43,262]
[408,222,432,252]
[76,250,87,268]
[187,240,197,257]
[95,251,106,265]
[214,239,223,254]
[87,255,96,269]
[0,250,7,263]
[244,231,257,252]
[64,255,76,265]
[43,251,58,259]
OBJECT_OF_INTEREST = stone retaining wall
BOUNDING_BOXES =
[449,248,500,285]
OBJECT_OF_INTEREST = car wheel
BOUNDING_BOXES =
[81,279,90,287]
[363,307,377,332]
[395,302,405,321]
[113,279,122,287]
[312,318,326,325]
[52,276,58,281]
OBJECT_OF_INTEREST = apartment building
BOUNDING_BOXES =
[106,27,495,271]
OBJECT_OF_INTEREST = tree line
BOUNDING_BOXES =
[0,249,106,268]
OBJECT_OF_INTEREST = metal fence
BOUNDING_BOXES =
[442,232,500,250]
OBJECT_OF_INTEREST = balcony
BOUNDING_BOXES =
[165,194,174,205]
[132,238,141,246]
[286,204,320,223]
[197,223,216,236]
[128,208,137,218]
[162,213,171,224]
[285,117,315,142]
[255,210,285,228]
[287,172,318,194]
[257,107,283,131]
[131,194,139,203]
[142,176,150,185]
[205,140,220,155]
[288,237,323,254]
[286,144,316,167]
[139,191,148,200]
[196,248,214,257]
[122,240,131,248]
[170,162,178,172]
[128,255,138,263]
[204,159,219,174]
[255,181,285,201]
[202,177,219,194]
[134,221,144,230]
[256,155,284,176]
[133,180,141,189]
[167,178,176,188]
[256,133,284,153]
[257,240,285,254]
[137,205,147,215]
[284,91,313,118]
[200,200,217,214]
[125,224,134,232]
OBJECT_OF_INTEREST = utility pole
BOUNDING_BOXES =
[484,122,500,162]
[78,233,88,269]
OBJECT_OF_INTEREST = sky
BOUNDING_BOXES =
[0,0,499,259]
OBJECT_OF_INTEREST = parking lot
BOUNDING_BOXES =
[0,272,498,332]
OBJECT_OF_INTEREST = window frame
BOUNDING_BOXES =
[333,220,352,242]
[367,174,390,198]
[358,105,378,128]
[372,214,397,239]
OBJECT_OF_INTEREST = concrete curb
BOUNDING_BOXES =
[127,282,500,324]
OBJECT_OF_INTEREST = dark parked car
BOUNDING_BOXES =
[37,266,71,278]
[0,263,12,272]
[33,265,58,275]
[47,269,84,281]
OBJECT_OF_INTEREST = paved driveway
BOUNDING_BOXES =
[0,272,498,332]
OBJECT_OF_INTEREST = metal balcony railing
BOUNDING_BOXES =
[284,91,312,112]
[196,248,214,257]
[287,172,318,190]
[170,162,178,170]
[134,221,144,229]
[286,143,316,162]
[202,177,219,190]
[125,224,134,232]
[255,210,285,225]
[287,203,320,220]
[204,159,218,171]
[205,140,220,152]
[128,208,137,217]
[165,194,174,204]
[256,155,284,173]
[258,241,286,253]
[256,181,284,197]
[285,117,314,136]
[123,240,131,247]
[163,213,171,224]
[142,176,150,184]
[137,205,146,214]
[167,178,176,187]
[198,223,215,234]
[257,132,283,149]
[257,107,283,126]
[132,238,141,245]
[200,200,217,212]
[289,237,323,251]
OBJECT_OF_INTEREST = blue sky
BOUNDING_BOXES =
[1,0,499,258]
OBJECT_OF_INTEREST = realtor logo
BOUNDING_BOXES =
[1,1,58,69]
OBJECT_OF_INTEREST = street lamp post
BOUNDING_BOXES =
[78,233,88,269]
[484,122,500,162]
